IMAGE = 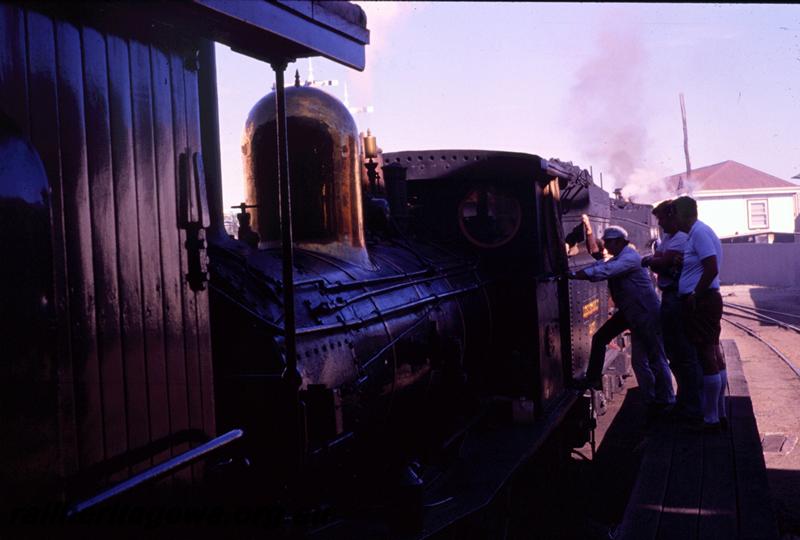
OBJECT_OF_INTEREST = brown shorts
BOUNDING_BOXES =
[682,289,723,373]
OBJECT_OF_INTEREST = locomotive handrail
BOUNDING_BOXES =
[215,270,563,341]
[295,265,445,291]
[66,429,244,518]
[308,266,479,316]
[211,278,492,339]
[322,267,434,290]
[296,280,494,336]
[358,304,440,373]
[209,283,285,334]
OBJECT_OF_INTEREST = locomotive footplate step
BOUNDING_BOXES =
[310,391,581,539]
[615,339,779,540]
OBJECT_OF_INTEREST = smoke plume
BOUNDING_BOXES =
[567,17,671,203]
[350,2,424,103]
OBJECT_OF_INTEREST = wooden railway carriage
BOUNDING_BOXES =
[0,0,369,511]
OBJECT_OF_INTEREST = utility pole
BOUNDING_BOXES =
[679,93,691,193]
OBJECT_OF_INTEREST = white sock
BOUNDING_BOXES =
[718,369,728,420]
[703,373,721,424]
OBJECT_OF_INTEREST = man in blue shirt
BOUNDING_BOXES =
[674,196,726,430]
[570,226,675,415]
[643,200,703,424]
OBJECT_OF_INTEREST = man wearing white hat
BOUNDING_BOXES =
[570,225,675,416]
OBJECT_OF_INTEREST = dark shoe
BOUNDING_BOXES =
[704,422,722,434]
[718,417,729,431]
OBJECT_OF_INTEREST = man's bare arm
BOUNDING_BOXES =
[582,214,600,257]
[644,249,681,272]
[694,255,718,294]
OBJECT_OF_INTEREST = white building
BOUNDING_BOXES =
[665,160,800,241]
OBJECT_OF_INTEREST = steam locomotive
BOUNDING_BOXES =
[0,2,658,537]
[202,81,659,534]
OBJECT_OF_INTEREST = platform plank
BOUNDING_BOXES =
[613,423,675,540]
[656,428,704,540]
[697,425,737,539]
[724,340,780,540]
[617,339,779,540]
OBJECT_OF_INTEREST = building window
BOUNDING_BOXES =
[747,199,768,229]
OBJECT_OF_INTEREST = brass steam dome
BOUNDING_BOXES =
[242,80,369,266]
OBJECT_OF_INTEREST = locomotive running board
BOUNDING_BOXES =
[310,391,583,539]
[415,391,582,538]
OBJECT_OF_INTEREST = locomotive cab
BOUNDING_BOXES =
[382,150,577,410]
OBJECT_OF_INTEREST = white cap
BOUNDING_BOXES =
[602,225,628,241]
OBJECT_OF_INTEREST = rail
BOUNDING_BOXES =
[723,302,800,334]
[721,311,800,379]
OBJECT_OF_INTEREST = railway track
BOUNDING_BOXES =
[722,301,800,379]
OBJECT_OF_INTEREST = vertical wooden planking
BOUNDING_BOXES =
[0,4,29,133]
[170,49,203,461]
[107,34,149,471]
[82,26,126,471]
[130,38,170,467]
[150,44,190,479]
[24,10,64,488]
[183,54,216,438]
[54,18,93,484]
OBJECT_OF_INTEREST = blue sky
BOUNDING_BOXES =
[215,2,800,208]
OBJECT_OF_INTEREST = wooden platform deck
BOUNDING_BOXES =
[616,339,780,540]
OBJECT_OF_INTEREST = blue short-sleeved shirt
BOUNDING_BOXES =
[678,220,723,295]
[655,231,688,290]
[583,244,661,323]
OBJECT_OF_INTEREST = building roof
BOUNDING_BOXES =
[665,160,798,193]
